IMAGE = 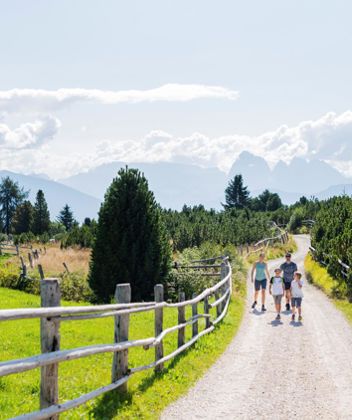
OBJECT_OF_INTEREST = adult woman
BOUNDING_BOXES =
[251,252,270,311]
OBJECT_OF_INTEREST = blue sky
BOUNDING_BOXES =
[1,0,352,178]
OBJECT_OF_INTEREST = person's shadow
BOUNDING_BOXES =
[252,308,266,316]
[290,320,303,327]
[269,319,283,327]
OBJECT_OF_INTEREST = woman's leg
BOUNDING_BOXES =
[261,288,266,306]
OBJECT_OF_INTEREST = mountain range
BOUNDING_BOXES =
[1,152,351,221]
[0,170,100,222]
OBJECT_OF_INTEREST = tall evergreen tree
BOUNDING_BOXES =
[12,201,34,234]
[32,190,50,235]
[0,177,28,234]
[89,167,171,302]
[223,174,250,209]
[57,204,75,231]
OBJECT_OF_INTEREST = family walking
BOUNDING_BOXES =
[251,252,303,321]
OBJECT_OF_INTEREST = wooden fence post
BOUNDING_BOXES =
[204,295,211,328]
[63,262,70,274]
[220,261,228,312]
[178,291,186,347]
[154,284,164,372]
[16,245,19,256]
[192,292,198,337]
[38,264,45,280]
[20,256,27,278]
[111,283,131,392]
[28,252,34,268]
[40,278,61,420]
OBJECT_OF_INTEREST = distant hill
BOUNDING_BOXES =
[316,184,352,201]
[59,162,227,210]
[0,171,101,222]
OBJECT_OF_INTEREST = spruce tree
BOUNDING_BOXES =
[12,201,34,234]
[57,204,75,231]
[88,167,171,302]
[0,177,28,234]
[223,174,250,209]
[32,190,51,235]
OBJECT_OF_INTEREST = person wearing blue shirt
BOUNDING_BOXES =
[251,253,270,312]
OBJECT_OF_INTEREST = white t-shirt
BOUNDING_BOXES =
[291,278,304,298]
[270,276,284,296]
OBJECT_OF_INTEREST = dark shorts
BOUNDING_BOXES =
[284,281,291,290]
[291,297,302,308]
[255,279,267,291]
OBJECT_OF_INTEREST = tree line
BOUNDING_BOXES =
[0,176,77,240]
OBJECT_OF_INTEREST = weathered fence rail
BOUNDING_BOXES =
[309,246,351,278]
[0,257,232,420]
[245,230,289,257]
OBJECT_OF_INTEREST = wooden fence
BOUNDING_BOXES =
[309,246,351,279]
[0,257,232,420]
[0,242,19,256]
[245,230,289,257]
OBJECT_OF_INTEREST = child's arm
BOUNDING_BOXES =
[281,278,285,295]
[298,279,303,288]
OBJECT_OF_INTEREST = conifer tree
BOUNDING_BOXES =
[89,167,171,302]
[12,200,34,234]
[223,174,250,209]
[32,190,50,235]
[57,204,75,231]
[0,177,28,234]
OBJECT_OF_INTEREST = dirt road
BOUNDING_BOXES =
[162,235,352,419]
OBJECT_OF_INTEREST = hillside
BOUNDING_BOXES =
[0,170,101,222]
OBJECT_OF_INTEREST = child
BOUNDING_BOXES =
[291,272,304,321]
[269,268,284,320]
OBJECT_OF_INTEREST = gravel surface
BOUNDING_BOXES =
[162,235,352,419]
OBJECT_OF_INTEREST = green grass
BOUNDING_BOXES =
[247,235,297,264]
[0,274,245,419]
[304,254,352,325]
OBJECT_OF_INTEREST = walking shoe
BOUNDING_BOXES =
[298,315,302,322]
[251,301,257,309]
[286,303,290,311]
[276,314,281,320]
[261,305,267,312]
[291,314,295,321]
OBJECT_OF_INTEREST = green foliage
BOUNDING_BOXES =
[167,242,243,301]
[163,206,273,251]
[32,190,50,235]
[12,201,34,234]
[89,168,172,302]
[57,204,75,231]
[223,174,250,209]
[0,177,28,234]
[249,189,283,212]
[311,196,352,299]
[61,223,97,249]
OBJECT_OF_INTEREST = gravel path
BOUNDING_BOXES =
[162,235,352,419]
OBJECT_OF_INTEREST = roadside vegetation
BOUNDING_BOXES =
[305,254,352,325]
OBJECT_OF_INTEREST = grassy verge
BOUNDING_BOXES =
[246,235,297,264]
[0,268,246,419]
[304,254,352,323]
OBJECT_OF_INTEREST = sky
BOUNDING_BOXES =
[1,0,352,179]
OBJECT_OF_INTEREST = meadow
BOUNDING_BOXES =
[0,277,245,419]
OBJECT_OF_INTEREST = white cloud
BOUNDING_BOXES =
[0,84,239,112]
[1,110,351,179]
[0,116,60,149]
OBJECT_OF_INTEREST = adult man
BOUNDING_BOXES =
[280,252,297,311]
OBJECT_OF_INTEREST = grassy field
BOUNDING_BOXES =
[0,267,246,419]
[304,254,352,324]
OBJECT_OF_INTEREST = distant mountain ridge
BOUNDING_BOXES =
[1,154,351,222]
[59,162,228,210]
[229,151,350,195]
[0,170,101,222]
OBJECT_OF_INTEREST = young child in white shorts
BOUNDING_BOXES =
[291,271,304,322]
[269,268,284,320]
